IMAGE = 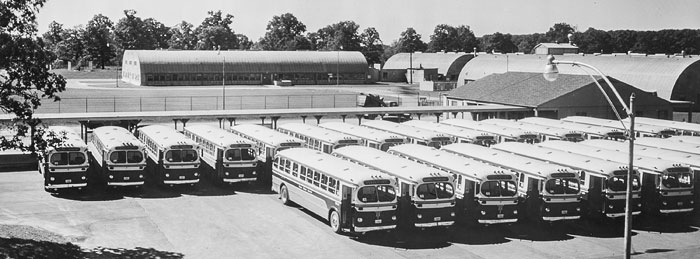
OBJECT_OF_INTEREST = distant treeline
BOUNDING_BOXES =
[40,10,700,69]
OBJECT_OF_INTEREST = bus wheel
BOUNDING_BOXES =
[280,185,291,205]
[329,210,342,234]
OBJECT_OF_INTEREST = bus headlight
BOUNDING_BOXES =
[194,172,199,177]
[637,203,642,207]
[50,177,55,181]
[139,174,144,179]
[225,172,229,176]
[608,205,614,209]
[391,215,397,221]
[253,171,257,175]
[165,174,170,178]
[513,210,518,215]
[450,212,456,217]
[480,211,486,215]
[357,218,363,223]
[691,200,695,204]
[417,214,423,219]
[81,176,86,180]
[109,175,114,179]
[662,201,668,206]
[544,207,550,212]
[576,207,581,212]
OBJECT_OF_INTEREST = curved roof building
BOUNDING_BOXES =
[457,54,700,110]
[121,50,370,86]
[382,52,473,81]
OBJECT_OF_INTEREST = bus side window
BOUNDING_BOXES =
[283,159,290,173]
[322,144,331,154]
[320,174,328,190]
[274,157,280,168]
[291,163,298,177]
[579,171,586,186]
[313,171,320,187]
[300,166,307,180]
[328,178,336,194]
[306,169,314,184]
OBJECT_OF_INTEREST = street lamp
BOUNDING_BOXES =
[544,55,636,259]
[337,46,343,86]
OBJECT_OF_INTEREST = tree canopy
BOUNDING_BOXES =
[259,13,309,50]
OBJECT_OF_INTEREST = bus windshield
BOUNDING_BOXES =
[110,151,144,164]
[165,149,198,163]
[379,142,400,151]
[427,141,442,149]
[225,148,256,161]
[416,182,454,200]
[607,175,641,192]
[50,152,86,165]
[545,178,580,195]
[662,173,693,188]
[357,185,396,203]
[481,180,517,197]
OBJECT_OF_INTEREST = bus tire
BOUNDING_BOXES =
[329,210,342,234]
[280,185,291,205]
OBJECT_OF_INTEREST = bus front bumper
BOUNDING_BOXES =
[354,225,397,233]
[542,215,581,221]
[415,221,454,228]
[108,181,145,186]
[46,183,88,189]
[163,179,200,185]
[223,177,257,183]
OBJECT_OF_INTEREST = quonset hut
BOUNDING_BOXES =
[121,50,371,86]
[381,52,473,82]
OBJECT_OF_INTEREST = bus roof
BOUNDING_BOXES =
[45,126,86,149]
[319,122,405,143]
[138,125,197,149]
[92,126,144,150]
[442,119,535,139]
[581,139,700,169]
[492,142,631,178]
[483,118,582,138]
[388,144,514,182]
[625,117,700,134]
[184,125,253,148]
[668,136,700,145]
[333,146,452,184]
[362,120,451,142]
[277,123,360,143]
[539,141,686,174]
[230,124,304,147]
[441,143,574,180]
[562,116,676,136]
[276,148,394,187]
[403,120,495,140]
[520,117,624,138]
[632,137,700,155]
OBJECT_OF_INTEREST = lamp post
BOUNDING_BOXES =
[337,46,343,86]
[544,55,635,259]
[218,45,225,110]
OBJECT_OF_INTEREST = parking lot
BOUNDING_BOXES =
[1,169,699,258]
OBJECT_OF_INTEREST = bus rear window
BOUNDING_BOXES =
[481,180,517,197]
[607,175,641,192]
[50,152,86,165]
[357,185,395,203]
[662,173,693,188]
[165,149,198,162]
[417,182,454,200]
[110,151,144,163]
[226,148,256,161]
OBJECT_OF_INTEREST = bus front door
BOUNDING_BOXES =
[340,186,353,230]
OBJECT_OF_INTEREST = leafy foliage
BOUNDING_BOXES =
[480,32,517,53]
[315,21,362,51]
[194,10,238,50]
[360,27,383,65]
[259,13,310,50]
[396,27,427,52]
[427,24,478,53]
[83,14,114,69]
[167,21,198,50]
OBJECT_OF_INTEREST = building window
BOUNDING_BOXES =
[146,74,153,82]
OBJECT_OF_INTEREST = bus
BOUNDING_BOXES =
[581,139,700,207]
[669,136,700,145]
[229,124,304,184]
[318,122,407,151]
[88,126,146,188]
[492,142,642,218]
[540,141,694,214]
[183,125,258,184]
[272,148,398,234]
[277,123,361,154]
[519,117,626,140]
[562,116,676,138]
[39,126,90,192]
[442,119,541,143]
[333,146,457,228]
[441,143,582,222]
[388,144,519,224]
[625,117,700,136]
[481,118,585,142]
[402,120,498,146]
[635,137,700,155]
[137,125,201,186]
[362,120,454,148]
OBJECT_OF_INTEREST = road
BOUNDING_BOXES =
[1,170,699,259]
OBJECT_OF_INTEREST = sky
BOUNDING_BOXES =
[36,0,700,42]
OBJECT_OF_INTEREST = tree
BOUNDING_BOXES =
[0,0,67,152]
[574,28,613,53]
[360,27,383,65]
[194,10,238,50]
[143,18,171,50]
[41,21,63,53]
[55,26,85,63]
[83,14,114,68]
[427,24,478,53]
[168,21,197,50]
[259,13,310,50]
[480,32,517,53]
[396,27,427,52]
[315,21,362,51]
[512,33,546,53]
[236,34,253,50]
[455,25,479,52]
[545,23,575,43]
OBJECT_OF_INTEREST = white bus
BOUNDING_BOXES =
[388,144,519,224]
[441,143,582,222]
[402,120,498,146]
[88,126,146,188]
[562,116,676,138]
[519,117,626,140]
[39,126,90,192]
[183,125,258,184]
[669,136,700,145]
[362,120,454,148]
[625,117,700,136]
[540,141,694,214]
[273,148,398,234]
[137,125,201,186]
[481,118,585,142]
[442,119,541,143]
[333,146,457,228]
[492,142,642,218]
[229,124,304,184]
[318,122,407,151]
[277,123,361,154]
